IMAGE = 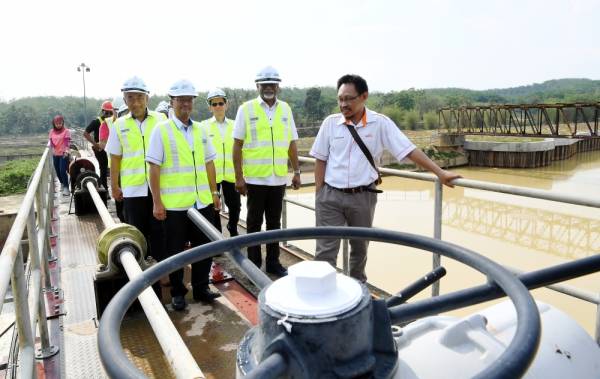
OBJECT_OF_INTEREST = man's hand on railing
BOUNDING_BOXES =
[438,170,462,188]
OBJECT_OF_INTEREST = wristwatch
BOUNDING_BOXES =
[293,169,301,175]
[212,191,220,196]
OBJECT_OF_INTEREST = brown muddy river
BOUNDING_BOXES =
[241,150,600,334]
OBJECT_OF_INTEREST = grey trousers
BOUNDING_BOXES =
[314,184,377,282]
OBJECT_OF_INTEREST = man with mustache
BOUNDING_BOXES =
[232,66,301,277]
[310,74,461,282]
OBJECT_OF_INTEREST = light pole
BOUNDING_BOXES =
[76,63,90,129]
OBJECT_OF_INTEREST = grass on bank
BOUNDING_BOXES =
[0,158,39,196]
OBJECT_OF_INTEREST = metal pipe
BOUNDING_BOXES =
[0,149,49,315]
[298,156,600,209]
[389,252,600,325]
[85,180,114,228]
[12,247,37,379]
[119,250,205,379]
[284,197,315,211]
[432,179,443,296]
[245,352,288,379]
[187,208,272,289]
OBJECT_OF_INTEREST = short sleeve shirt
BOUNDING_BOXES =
[232,97,299,186]
[146,117,217,210]
[310,108,416,188]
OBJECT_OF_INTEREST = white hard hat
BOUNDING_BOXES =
[112,95,125,110]
[167,79,197,97]
[117,104,129,116]
[121,76,149,94]
[255,66,282,84]
[206,88,227,102]
[155,100,171,115]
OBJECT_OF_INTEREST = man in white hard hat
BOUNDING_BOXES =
[105,76,167,283]
[147,79,222,311]
[310,74,461,282]
[200,88,240,237]
[232,66,301,277]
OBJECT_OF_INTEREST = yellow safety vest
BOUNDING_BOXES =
[241,99,292,178]
[201,117,235,183]
[157,119,212,209]
[114,111,165,193]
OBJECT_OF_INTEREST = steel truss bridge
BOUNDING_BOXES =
[438,103,600,138]
[443,197,600,260]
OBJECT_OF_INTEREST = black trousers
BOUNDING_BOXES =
[246,184,285,268]
[94,150,108,190]
[123,193,165,297]
[165,206,218,297]
[215,181,241,235]
[123,193,165,262]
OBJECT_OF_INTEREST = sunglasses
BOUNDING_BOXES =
[210,101,225,107]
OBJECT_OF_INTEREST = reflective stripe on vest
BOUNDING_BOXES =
[241,99,291,178]
[201,118,235,183]
[157,120,212,209]
[114,111,165,191]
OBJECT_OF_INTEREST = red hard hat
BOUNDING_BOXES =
[101,101,113,111]
[53,115,64,125]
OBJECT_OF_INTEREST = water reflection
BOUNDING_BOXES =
[443,196,600,259]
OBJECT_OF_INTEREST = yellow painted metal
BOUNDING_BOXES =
[96,223,147,266]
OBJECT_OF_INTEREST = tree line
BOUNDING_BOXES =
[0,78,598,136]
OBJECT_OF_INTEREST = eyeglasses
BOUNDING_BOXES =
[337,95,360,103]
[210,102,225,107]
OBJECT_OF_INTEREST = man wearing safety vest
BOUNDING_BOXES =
[232,66,301,277]
[200,88,240,237]
[147,79,222,311]
[105,76,166,271]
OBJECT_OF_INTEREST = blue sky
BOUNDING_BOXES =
[1,0,598,100]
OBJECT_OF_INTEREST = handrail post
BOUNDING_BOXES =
[12,246,37,379]
[432,179,443,297]
[281,198,288,247]
[27,206,58,359]
[595,300,600,346]
[342,239,349,276]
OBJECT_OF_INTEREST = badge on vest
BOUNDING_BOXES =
[120,128,130,133]
[281,117,288,122]
[249,117,259,121]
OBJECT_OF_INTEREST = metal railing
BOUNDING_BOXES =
[0,148,59,379]
[288,156,600,343]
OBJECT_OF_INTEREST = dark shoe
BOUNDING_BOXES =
[193,286,221,303]
[171,295,187,311]
[266,264,288,277]
[228,228,239,237]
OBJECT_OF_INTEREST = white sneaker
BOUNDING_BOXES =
[62,186,70,196]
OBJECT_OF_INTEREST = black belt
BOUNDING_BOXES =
[326,182,382,194]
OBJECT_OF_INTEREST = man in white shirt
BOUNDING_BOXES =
[146,79,222,311]
[310,74,461,282]
[105,76,166,272]
[232,66,301,277]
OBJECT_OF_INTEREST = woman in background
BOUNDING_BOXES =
[48,115,71,196]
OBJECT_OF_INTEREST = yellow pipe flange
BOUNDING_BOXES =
[96,223,147,266]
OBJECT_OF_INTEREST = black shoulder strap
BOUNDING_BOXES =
[345,123,382,185]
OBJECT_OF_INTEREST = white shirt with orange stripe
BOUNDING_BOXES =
[309,108,416,189]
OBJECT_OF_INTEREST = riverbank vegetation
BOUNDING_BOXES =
[0,78,598,136]
[0,158,39,196]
